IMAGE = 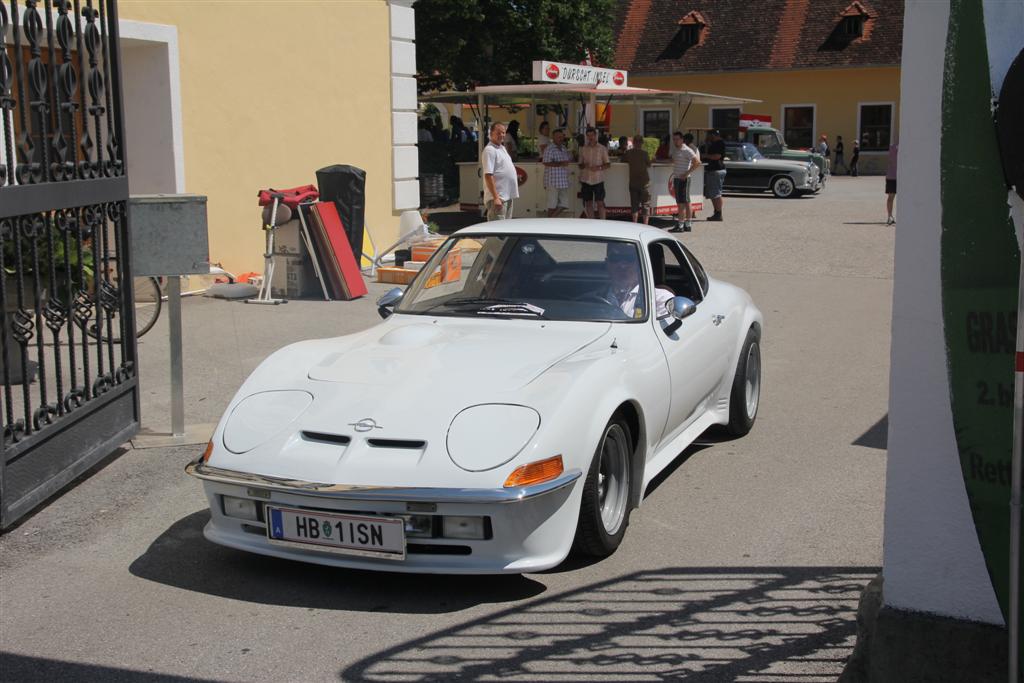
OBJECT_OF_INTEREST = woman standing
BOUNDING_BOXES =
[504,120,520,160]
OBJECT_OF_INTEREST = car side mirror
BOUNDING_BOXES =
[377,287,404,319]
[663,296,696,336]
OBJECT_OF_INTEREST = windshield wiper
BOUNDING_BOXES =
[418,297,515,313]
[477,303,547,318]
[418,297,546,317]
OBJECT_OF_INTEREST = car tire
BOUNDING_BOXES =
[574,415,634,557]
[727,327,761,436]
[771,176,796,198]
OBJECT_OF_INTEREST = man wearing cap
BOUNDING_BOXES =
[703,129,727,222]
[482,122,519,220]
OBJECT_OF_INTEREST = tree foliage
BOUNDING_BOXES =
[414,0,618,93]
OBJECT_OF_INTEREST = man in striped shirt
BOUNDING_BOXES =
[670,131,701,233]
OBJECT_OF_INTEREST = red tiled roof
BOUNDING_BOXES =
[614,0,654,73]
[613,0,903,74]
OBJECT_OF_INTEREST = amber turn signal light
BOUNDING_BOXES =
[201,440,214,462]
[503,455,564,488]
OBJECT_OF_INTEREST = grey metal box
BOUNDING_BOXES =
[129,194,211,276]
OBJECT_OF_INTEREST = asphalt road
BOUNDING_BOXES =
[0,175,893,682]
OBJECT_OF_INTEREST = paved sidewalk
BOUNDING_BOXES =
[1,176,892,682]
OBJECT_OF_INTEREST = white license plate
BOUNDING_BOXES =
[266,506,406,560]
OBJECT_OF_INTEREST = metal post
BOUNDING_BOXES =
[168,275,184,437]
[527,96,536,139]
[1011,254,1023,683]
[478,92,486,212]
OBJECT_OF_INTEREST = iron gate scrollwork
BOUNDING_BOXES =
[0,0,137,529]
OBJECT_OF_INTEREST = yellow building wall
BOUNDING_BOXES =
[118,1,397,274]
[616,67,900,174]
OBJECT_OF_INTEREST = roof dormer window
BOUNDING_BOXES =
[839,14,864,38]
[658,11,708,60]
[820,1,873,51]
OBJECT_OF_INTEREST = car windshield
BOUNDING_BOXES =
[742,143,765,161]
[395,234,650,322]
[751,131,783,151]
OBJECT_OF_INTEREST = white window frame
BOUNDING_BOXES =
[780,103,817,149]
[856,100,896,154]
[2,15,185,192]
[638,108,672,139]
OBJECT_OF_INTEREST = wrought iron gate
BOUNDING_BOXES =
[0,0,138,528]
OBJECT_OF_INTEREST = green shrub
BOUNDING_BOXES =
[642,137,660,159]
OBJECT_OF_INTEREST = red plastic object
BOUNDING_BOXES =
[309,201,368,300]
[257,184,319,209]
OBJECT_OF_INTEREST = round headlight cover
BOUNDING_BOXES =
[446,404,541,472]
[222,390,313,454]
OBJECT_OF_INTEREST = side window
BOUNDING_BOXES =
[648,240,703,303]
[681,244,709,295]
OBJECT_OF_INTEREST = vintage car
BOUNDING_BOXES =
[742,126,829,183]
[186,220,763,574]
[723,142,822,198]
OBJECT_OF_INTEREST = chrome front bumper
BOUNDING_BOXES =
[185,459,582,504]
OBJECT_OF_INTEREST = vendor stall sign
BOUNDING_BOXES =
[531,60,629,89]
[739,114,773,129]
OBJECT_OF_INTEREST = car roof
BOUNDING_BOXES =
[453,218,667,243]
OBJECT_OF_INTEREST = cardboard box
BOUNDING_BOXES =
[411,238,446,263]
[377,266,419,285]
[441,248,462,283]
[270,254,318,298]
[273,219,307,257]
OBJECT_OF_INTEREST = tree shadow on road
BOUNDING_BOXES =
[129,510,545,614]
[340,565,878,682]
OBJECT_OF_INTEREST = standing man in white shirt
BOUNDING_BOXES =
[578,126,611,220]
[670,131,701,233]
[482,122,519,221]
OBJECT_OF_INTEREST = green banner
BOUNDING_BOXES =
[941,0,1021,636]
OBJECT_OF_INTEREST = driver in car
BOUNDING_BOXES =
[605,242,675,319]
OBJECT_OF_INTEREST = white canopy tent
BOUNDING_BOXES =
[420,83,760,157]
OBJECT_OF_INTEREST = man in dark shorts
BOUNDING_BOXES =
[670,131,701,232]
[703,129,727,221]
[885,142,898,225]
[578,126,610,219]
[621,134,651,223]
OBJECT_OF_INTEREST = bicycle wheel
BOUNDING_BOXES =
[132,277,162,338]
[85,276,162,342]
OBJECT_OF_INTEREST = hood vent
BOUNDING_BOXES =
[367,439,426,450]
[301,431,352,446]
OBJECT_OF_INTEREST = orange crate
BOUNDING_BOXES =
[411,239,446,262]
[441,249,462,283]
[376,267,419,285]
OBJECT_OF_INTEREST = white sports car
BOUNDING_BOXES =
[187,220,763,574]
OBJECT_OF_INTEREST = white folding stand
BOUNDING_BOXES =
[248,195,287,305]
